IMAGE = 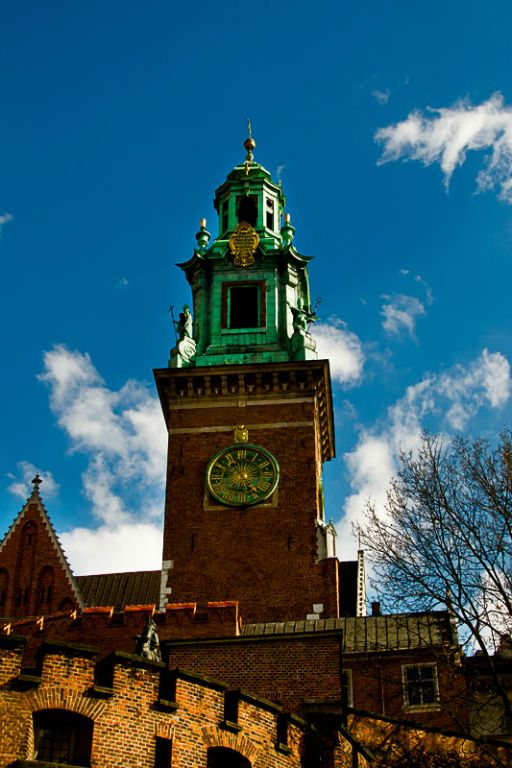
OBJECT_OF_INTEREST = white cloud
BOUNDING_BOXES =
[372,89,390,106]
[376,92,512,202]
[38,345,167,563]
[414,274,434,305]
[61,522,162,575]
[336,349,511,559]
[381,293,426,339]
[0,212,13,236]
[312,319,364,386]
[7,462,59,500]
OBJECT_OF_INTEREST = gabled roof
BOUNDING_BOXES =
[0,481,84,611]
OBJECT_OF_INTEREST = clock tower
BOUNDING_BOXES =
[155,128,339,623]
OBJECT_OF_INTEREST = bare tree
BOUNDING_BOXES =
[359,430,512,734]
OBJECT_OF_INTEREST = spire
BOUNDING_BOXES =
[31,474,42,498]
[172,134,317,367]
[244,118,256,166]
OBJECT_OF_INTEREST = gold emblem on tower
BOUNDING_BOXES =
[234,424,249,443]
[229,222,259,268]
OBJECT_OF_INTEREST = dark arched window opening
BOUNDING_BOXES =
[207,747,251,768]
[33,709,93,766]
[36,566,55,613]
[237,195,257,227]
[22,521,37,548]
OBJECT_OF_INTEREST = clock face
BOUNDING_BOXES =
[206,443,279,507]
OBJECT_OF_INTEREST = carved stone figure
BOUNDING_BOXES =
[135,616,162,662]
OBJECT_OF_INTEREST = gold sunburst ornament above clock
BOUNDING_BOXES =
[206,441,279,507]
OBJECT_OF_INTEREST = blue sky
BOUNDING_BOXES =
[2,1,512,573]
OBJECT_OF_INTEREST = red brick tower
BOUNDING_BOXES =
[155,130,340,623]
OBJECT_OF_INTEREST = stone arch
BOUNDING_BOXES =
[26,688,106,722]
[201,726,259,764]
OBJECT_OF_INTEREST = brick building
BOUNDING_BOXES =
[0,131,498,766]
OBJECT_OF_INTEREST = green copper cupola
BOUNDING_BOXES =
[169,127,318,368]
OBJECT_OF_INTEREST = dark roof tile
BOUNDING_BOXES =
[76,571,160,612]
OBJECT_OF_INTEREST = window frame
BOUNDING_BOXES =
[221,280,266,330]
[402,663,440,710]
[33,709,93,767]
[341,669,353,708]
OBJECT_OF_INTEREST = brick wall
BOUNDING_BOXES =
[344,650,468,731]
[0,501,79,619]
[0,635,363,768]
[166,630,343,715]
[158,362,338,625]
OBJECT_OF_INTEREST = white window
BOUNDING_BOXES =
[403,664,439,708]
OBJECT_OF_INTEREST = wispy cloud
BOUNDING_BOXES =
[7,462,59,500]
[336,349,511,558]
[376,92,512,203]
[0,212,13,237]
[372,89,390,106]
[381,272,433,340]
[38,345,167,573]
[381,293,426,339]
[312,318,364,386]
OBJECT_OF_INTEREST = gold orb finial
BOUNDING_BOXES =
[244,118,256,162]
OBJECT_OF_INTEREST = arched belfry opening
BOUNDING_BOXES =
[237,195,257,227]
[207,747,251,768]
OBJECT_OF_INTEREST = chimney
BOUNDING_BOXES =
[371,601,381,617]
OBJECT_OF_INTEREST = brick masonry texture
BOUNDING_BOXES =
[0,501,79,619]
[0,637,368,768]
[159,366,338,624]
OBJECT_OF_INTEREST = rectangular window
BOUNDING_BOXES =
[155,737,172,768]
[341,670,353,708]
[224,689,239,724]
[222,281,265,329]
[403,664,439,708]
[34,711,93,767]
[266,198,275,230]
